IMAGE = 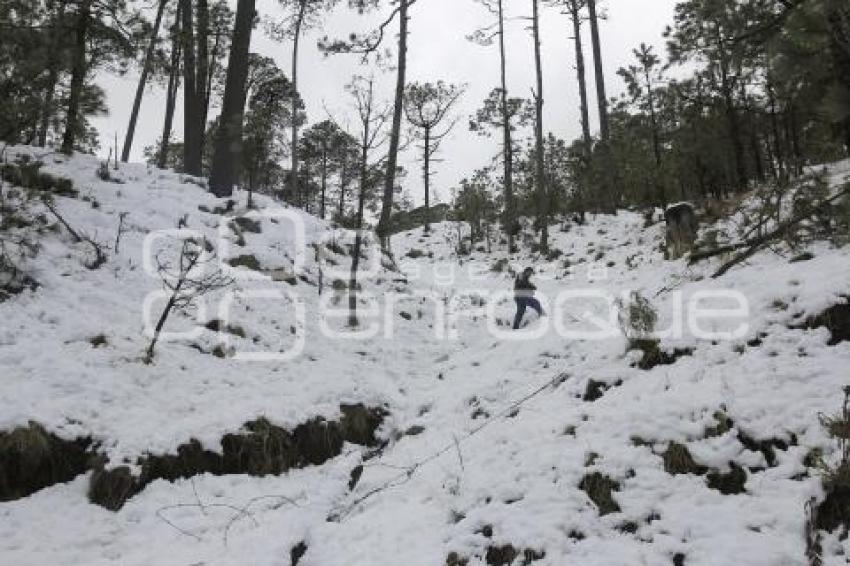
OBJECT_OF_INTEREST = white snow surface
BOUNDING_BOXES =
[2,147,850,565]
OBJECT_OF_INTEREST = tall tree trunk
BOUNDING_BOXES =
[350,128,370,327]
[321,145,328,219]
[289,1,307,203]
[788,103,803,175]
[61,0,92,155]
[531,0,548,251]
[203,27,222,128]
[38,0,67,147]
[586,0,609,142]
[195,0,210,150]
[569,0,592,153]
[208,0,256,196]
[716,26,747,192]
[303,160,311,213]
[495,0,516,252]
[181,0,202,175]
[338,159,349,218]
[749,114,766,183]
[586,0,618,210]
[123,0,169,162]
[645,68,664,206]
[159,14,182,169]
[843,119,850,156]
[766,77,785,176]
[423,126,431,232]
[376,0,409,247]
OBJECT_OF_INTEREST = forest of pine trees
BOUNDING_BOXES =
[1,0,849,248]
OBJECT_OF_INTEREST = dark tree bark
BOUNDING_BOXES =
[423,126,431,230]
[375,0,409,247]
[159,13,182,169]
[716,25,747,192]
[180,0,203,175]
[338,159,349,219]
[788,103,803,175]
[320,143,328,219]
[38,0,67,147]
[493,0,516,251]
[586,0,618,210]
[825,7,850,154]
[531,0,548,251]
[61,0,92,155]
[288,1,308,203]
[123,0,169,162]
[195,0,210,149]
[568,0,592,153]
[208,0,256,197]
[586,0,609,142]
[766,77,785,176]
[202,23,222,127]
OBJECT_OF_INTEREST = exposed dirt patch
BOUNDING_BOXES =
[630,339,694,370]
[290,541,308,566]
[0,422,92,501]
[706,462,747,494]
[737,430,792,467]
[662,442,707,475]
[583,379,623,402]
[446,552,469,566]
[816,485,850,532]
[485,545,545,566]
[231,216,262,234]
[579,472,621,515]
[89,404,386,510]
[803,302,850,345]
[203,319,247,338]
[227,254,261,271]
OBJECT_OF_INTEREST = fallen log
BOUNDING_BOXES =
[688,185,850,277]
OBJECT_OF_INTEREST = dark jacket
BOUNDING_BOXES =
[514,274,536,298]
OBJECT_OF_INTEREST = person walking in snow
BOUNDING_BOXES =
[513,267,544,330]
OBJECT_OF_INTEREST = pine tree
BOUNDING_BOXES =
[470,0,518,250]
[403,81,464,232]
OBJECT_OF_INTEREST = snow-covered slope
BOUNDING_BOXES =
[2,148,850,566]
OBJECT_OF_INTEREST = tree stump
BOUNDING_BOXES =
[664,202,698,259]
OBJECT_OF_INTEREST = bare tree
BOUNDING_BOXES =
[145,237,232,362]
[345,75,391,327]
[563,0,592,153]
[531,0,549,251]
[321,0,417,250]
[403,81,464,232]
[269,0,341,203]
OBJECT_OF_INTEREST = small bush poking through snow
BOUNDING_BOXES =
[813,386,850,532]
[662,442,707,475]
[618,291,657,341]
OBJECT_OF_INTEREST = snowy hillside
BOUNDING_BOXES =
[2,148,850,566]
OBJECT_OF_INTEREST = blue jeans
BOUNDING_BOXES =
[513,297,543,329]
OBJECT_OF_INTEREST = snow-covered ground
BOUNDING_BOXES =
[2,147,850,565]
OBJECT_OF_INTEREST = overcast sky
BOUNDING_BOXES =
[92,0,680,205]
